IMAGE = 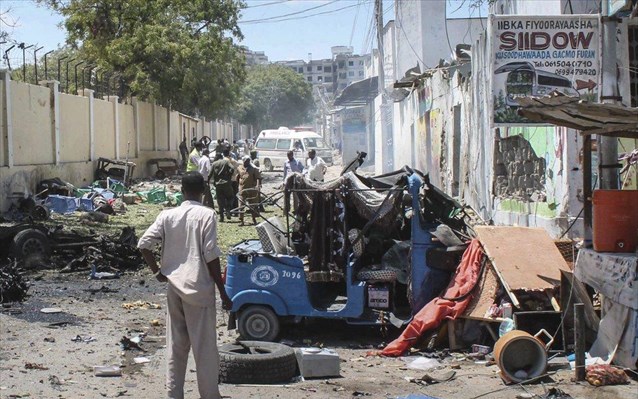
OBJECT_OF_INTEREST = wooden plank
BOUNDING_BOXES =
[475,227,570,291]
[462,261,514,318]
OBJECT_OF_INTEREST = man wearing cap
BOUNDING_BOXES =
[237,155,262,226]
[138,172,232,399]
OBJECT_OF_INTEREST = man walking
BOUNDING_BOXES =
[212,148,236,222]
[305,149,327,182]
[283,150,304,181]
[138,172,232,399]
[237,155,262,226]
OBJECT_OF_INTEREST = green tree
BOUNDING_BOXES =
[234,65,314,131]
[38,0,246,118]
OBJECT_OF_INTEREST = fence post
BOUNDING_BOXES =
[152,102,157,151]
[110,96,120,160]
[46,80,61,165]
[85,89,95,161]
[1,70,14,167]
[133,97,140,158]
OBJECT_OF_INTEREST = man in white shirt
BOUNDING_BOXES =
[138,172,232,399]
[198,149,214,208]
[305,149,327,182]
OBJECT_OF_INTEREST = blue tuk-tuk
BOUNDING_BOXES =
[225,167,468,341]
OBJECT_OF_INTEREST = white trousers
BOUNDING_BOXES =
[166,285,220,399]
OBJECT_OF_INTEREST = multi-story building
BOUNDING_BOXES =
[276,47,370,98]
[241,46,269,66]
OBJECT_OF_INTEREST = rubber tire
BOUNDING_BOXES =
[155,169,166,179]
[11,229,51,259]
[219,341,297,384]
[237,305,280,342]
[357,269,397,282]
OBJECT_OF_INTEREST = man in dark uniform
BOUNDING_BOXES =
[211,148,235,222]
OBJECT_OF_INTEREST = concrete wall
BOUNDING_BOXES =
[386,7,594,238]
[12,82,54,166]
[395,1,486,73]
[96,98,116,159]
[138,101,154,151]
[119,103,136,158]
[59,93,90,162]
[0,71,252,212]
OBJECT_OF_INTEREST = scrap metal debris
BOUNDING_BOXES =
[24,362,49,370]
[122,301,161,310]
[0,259,29,303]
[120,336,145,352]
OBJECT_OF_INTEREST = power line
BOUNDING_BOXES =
[244,0,291,9]
[348,0,363,48]
[240,0,339,24]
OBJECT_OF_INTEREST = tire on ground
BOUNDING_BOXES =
[219,341,297,384]
[11,228,51,260]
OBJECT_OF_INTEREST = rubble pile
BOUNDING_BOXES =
[51,226,145,273]
[0,259,29,303]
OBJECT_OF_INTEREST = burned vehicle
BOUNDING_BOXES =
[224,166,471,341]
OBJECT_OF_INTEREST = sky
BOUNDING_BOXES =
[0,0,488,67]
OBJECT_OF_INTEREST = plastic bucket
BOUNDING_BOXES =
[493,329,552,383]
[593,189,638,252]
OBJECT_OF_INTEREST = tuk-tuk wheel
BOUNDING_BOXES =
[155,169,166,179]
[237,305,280,342]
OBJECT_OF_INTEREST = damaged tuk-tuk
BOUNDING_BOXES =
[225,166,472,341]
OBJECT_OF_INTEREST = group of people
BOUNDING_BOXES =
[283,149,327,182]
[137,139,330,399]
[186,141,262,226]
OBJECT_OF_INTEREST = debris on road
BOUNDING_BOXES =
[120,335,145,351]
[585,364,629,386]
[122,301,161,310]
[0,259,29,303]
[93,365,122,377]
[24,362,48,370]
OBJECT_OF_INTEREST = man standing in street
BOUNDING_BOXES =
[283,150,304,182]
[212,148,236,222]
[305,149,327,182]
[186,142,203,173]
[138,172,232,399]
[237,155,262,226]
[223,146,241,215]
[198,149,214,209]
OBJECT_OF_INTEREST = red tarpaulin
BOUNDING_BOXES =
[381,239,485,356]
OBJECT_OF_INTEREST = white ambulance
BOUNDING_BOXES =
[254,127,333,171]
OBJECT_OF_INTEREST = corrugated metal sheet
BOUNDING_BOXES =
[517,95,638,138]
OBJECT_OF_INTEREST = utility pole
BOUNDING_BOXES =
[600,4,620,189]
[375,0,385,94]
[375,0,388,173]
